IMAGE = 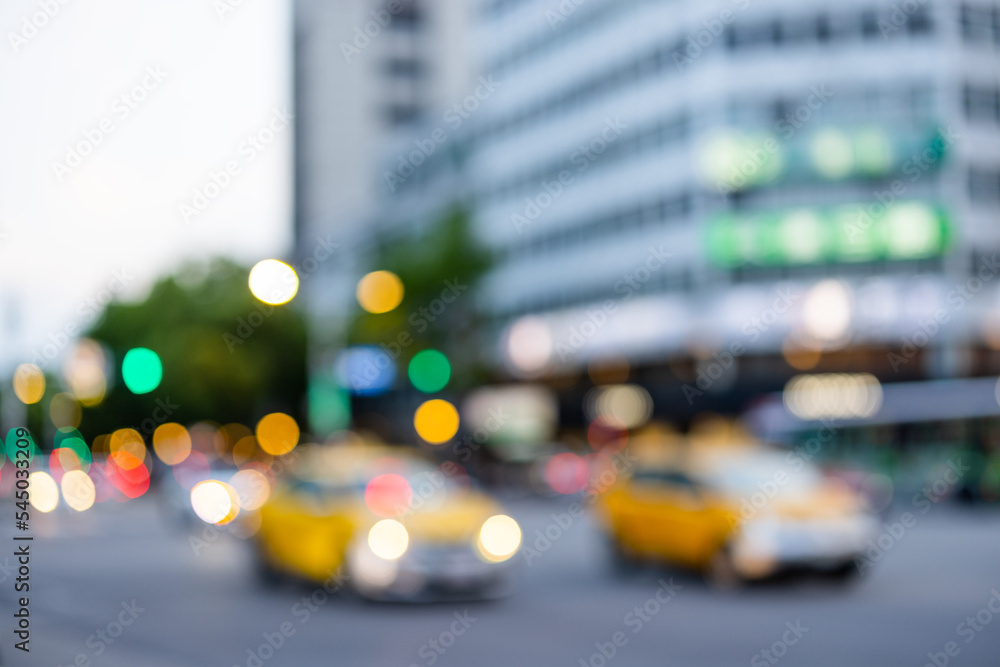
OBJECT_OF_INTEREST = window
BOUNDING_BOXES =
[969,167,1000,203]
[385,103,422,126]
[907,5,934,35]
[960,3,993,42]
[389,1,423,30]
[861,10,881,38]
[384,57,425,78]
[632,469,700,492]
[964,84,1000,123]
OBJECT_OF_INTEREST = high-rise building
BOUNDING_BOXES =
[293,0,476,330]
[302,0,1000,424]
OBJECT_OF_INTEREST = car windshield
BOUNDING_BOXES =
[706,454,822,496]
[290,459,470,512]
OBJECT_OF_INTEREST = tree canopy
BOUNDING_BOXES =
[81,258,307,440]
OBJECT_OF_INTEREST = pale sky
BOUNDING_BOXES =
[0,0,292,372]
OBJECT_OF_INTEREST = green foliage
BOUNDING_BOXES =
[81,258,307,440]
[347,206,492,388]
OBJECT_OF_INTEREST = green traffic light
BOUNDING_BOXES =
[122,347,163,395]
[408,350,451,394]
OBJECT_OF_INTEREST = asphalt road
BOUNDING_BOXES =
[4,493,1000,667]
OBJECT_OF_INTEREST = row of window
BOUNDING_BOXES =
[492,267,694,323]
[481,39,686,143]
[500,192,692,262]
[725,7,933,50]
[488,0,646,75]
[730,257,945,284]
[488,1,947,82]
[493,252,990,324]
[468,83,934,203]
[477,113,689,204]
[477,9,940,147]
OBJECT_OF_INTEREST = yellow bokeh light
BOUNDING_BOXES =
[13,364,45,404]
[191,480,241,525]
[153,423,192,465]
[61,470,96,512]
[249,259,299,306]
[56,447,83,472]
[356,270,404,314]
[232,435,260,465]
[413,399,460,444]
[63,339,108,407]
[110,428,147,466]
[230,469,271,511]
[29,471,59,513]
[256,412,300,456]
[49,393,82,429]
[218,423,252,461]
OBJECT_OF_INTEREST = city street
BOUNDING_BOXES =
[9,495,1000,667]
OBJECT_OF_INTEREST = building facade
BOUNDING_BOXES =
[300,0,1000,426]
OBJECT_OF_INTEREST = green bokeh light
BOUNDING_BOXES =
[5,427,37,465]
[54,427,92,470]
[122,347,162,395]
[308,381,351,435]
[408,350,451,394]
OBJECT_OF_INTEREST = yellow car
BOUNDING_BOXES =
[254,445,522,600]
[598,445,878,585]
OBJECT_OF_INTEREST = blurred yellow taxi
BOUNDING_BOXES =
[255,445,521,600]
[598,444,878,586]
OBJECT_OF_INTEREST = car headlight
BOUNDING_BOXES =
[368,519,409,560]
[477,514,521,563]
